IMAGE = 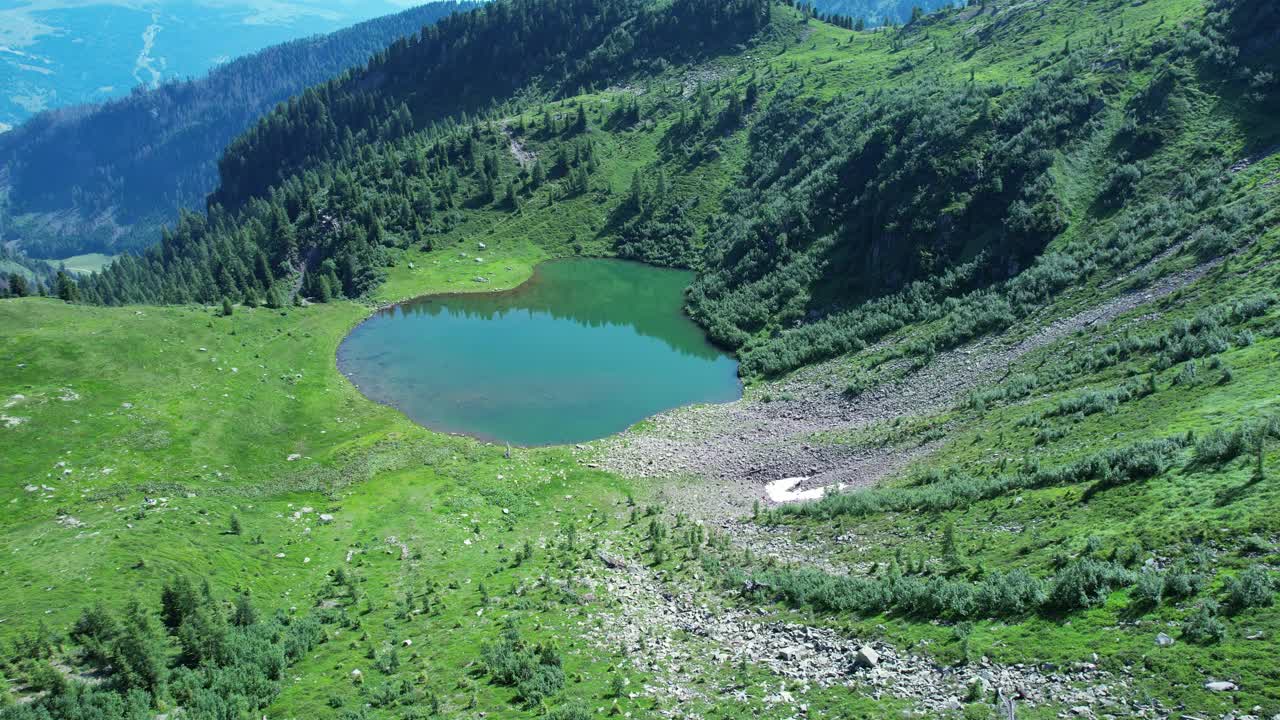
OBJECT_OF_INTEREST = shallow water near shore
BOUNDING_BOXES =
[338,258,742,446]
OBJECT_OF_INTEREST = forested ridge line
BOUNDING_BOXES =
[0,1,476,259]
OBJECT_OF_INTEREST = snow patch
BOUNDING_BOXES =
[765,477,846,504]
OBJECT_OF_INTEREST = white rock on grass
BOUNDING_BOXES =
[1205,680,1238,692]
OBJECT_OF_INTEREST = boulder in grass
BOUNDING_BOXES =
[854,645,879,669]
[1204,680,1237,692]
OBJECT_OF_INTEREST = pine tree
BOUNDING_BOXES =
[54,270,79,303]
[229,513,242,535]
[110,598,169,696]
[316,274,333,303]
[161,576,200,631]
[9,273,29,297]
[265,284,285,310]
[232,593,257,627]
[505,181,520,211]
[221,297,234,316]
[71,602,120,668]
[628,171,647,213]
[177,603,229,667]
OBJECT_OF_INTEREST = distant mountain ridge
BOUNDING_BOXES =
[810,0,957,25]
[0,1,476,259]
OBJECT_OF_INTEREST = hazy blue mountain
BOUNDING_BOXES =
[0,1,452,131]
[0,1,474,258]
[810,0,959,24]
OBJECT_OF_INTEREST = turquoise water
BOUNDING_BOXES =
[337,258,741,446]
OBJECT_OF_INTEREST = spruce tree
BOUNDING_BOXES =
[221,297,234,316]
[232,593,257,627]
[161,576,200,631]
[110,598,169,696]
[505,181,519,211]
[54,270,79,303]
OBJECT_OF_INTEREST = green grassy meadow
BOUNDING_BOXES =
[3,0,1280,717]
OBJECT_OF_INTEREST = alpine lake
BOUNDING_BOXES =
[337,258,742,446]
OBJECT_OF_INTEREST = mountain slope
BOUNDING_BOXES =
[0,0,476,129]
[810,0,957,25]
[2,0,1279,718]
[0,1,475,259]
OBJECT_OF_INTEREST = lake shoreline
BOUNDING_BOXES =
[338,256,742,447]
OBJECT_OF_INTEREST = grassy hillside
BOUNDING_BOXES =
[1,0,1278,718]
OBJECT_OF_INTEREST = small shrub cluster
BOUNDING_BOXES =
[1018,379,1155,428]
[785,437,1184,520]
[1081,295,1274,373]
[2,579,323,720]
[1193,416,1279,467]
[1224,565,1276,611]
[1181,601,1227,644]
[480,619,565,705]
[736,558,1132,621]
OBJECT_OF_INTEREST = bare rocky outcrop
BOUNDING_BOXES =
[582,556,1139,718]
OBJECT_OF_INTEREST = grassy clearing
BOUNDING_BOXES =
[54,253,116,275]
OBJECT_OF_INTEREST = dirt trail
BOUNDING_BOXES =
[600,254,1227,518]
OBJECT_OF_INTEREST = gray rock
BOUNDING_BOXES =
[1154,633,1174,647]
[854,645,880,669]
[778,646,808,662]
[1205,680,1238,692]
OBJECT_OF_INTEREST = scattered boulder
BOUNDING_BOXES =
[854,645,880,669]
[1205,680,1238,692]
[597,551,627,570]
[1154,633,1174,647]
[778,646,808,662]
